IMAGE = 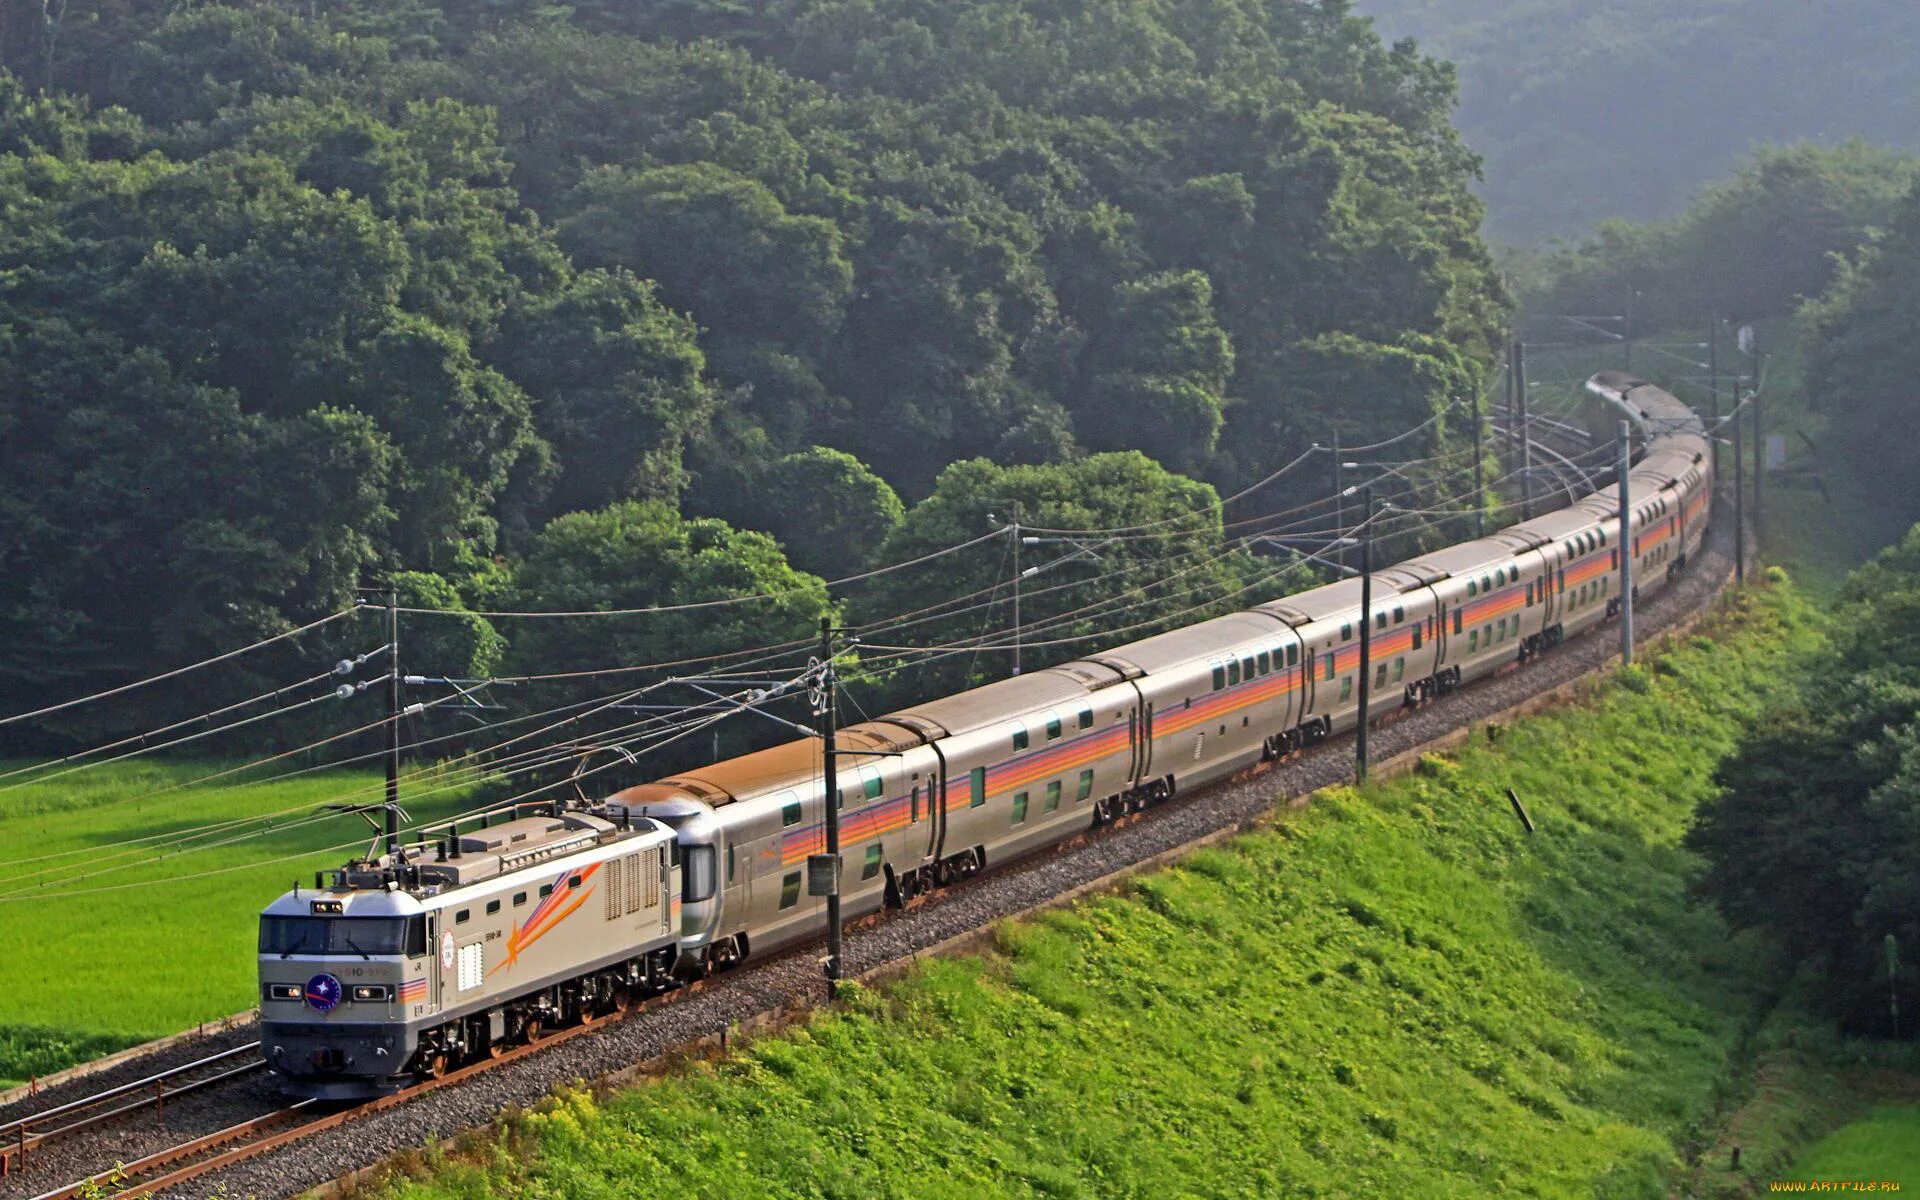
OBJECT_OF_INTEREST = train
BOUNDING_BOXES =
[257,371,1711,1097]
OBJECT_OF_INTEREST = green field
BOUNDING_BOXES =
[1784,1105,1920,1185]
[0,758,483,1087]
[367,579,1824,1198]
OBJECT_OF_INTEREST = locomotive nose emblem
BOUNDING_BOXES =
[304,972,344,1012]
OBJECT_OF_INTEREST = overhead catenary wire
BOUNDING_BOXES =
[0,607,362,729]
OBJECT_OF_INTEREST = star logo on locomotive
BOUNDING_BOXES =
[304,972,343,1012]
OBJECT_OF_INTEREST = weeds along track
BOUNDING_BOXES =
[10,509,1740,1200]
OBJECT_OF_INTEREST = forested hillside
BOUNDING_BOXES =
[1355,0,1920,242]
[0,0,1507,745]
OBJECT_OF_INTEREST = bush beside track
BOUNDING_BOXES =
[346,574,1821,1198]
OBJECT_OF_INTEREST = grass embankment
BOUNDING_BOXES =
[0,760,482,1087]
[1785,1106,1920,1183]
[367,580,1819,1199]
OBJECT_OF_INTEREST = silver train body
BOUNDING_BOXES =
[259,372,1709,1097]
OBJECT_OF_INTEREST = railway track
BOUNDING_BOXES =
[11,978,728,1200]
[0,1044,265,1183]
[18,419,1740,1199]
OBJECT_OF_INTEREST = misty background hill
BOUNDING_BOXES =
[1355,0,1920,243]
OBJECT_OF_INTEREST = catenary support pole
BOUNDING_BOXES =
[1733,378,1746,585]
[1515,339,1533,521]
[1009,500,1021,676]
[1707,316,1720,475]
[385,586,400,856]
[1331,434,1344,571]
[1617,421,1633,665]
[1752,379,1764,538]
[1356,485,1373,783]
[818,618,843,984]
[1470,392,1485,539]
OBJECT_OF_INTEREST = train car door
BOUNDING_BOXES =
[426,911,443,1014]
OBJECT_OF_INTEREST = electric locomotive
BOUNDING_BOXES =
[258,806,681,1098]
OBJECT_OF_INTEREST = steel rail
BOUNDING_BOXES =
[1,1043,264,1176]
[25,981,717,1199]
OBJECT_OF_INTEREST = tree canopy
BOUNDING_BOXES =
[0,0,1506,747]
[1689,545,1920,1035]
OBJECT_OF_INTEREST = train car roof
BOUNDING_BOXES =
[888,667,1103,740]
[1089,610,1290,675]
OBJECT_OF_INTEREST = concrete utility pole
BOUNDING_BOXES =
[1707,316,1720,476]
[1331,434,1345,570]
[1514,339,1533,521]
[814,618,844,984]
[1752,379,1764,539]
[1617,421,1633,666]
[1356,486,1374,783]
[1470,393,1485,539]
[1733,378,1746,585]
[385,586,401,856]
[1008,501,1021,676]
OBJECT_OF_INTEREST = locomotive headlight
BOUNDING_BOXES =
[350,984,391,1002]
[266,983,301,1001]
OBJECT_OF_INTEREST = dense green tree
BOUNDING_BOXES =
[1803,174,1920,530]
[849,453,1284,705]
[688,445,904,581]
[1359,0,1920,243]
[1689,539,1920,1035]
[1072,271,1232,475]
[1521,142,1920,329]
[484,267,714,523]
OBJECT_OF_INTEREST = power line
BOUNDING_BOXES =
[0,607,361,728]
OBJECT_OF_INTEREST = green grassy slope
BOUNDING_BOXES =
[1784,1105,1920,1184]
[370,580,1821,1199]
[0,760,481,1086]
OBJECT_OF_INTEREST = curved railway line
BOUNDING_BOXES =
[3,379,1744,1200]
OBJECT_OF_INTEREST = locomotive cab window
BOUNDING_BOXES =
[259,915,427,957]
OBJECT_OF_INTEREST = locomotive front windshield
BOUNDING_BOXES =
[259,915,425,957]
